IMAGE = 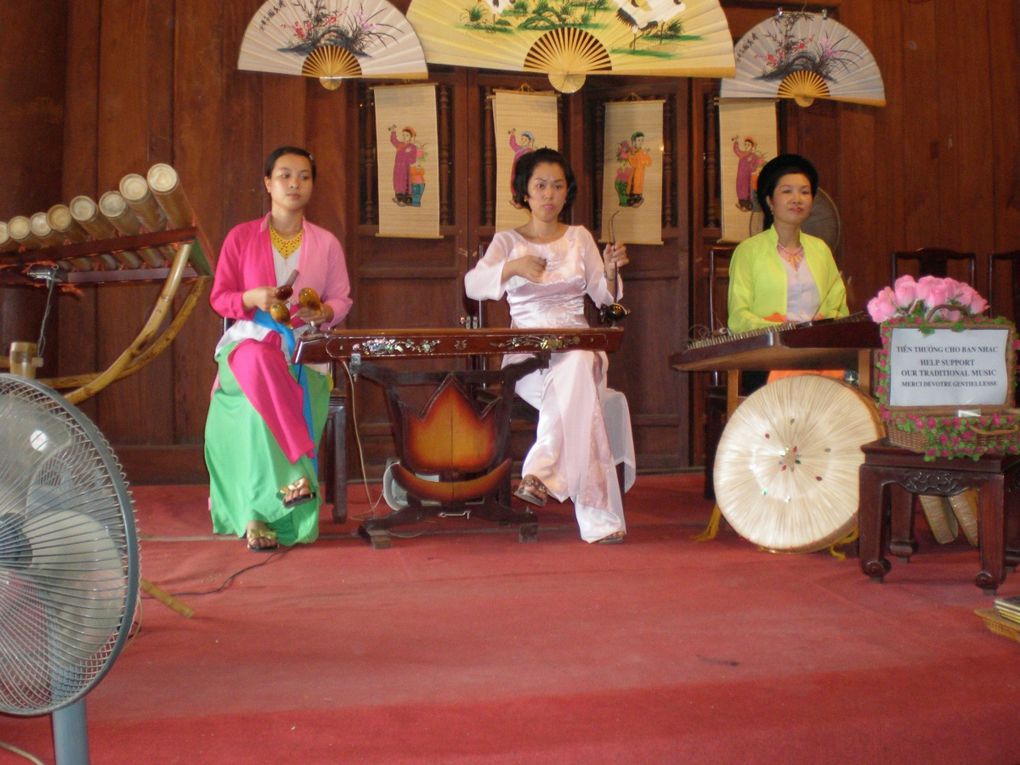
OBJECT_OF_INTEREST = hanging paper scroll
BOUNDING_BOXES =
[492,90,559,232]
[718,99,778,243]
[374,83,441,238]
[599,99,664,246]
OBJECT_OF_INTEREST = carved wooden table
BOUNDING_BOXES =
[858,440,1020,593]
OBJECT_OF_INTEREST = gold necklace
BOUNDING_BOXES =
[270,224,303,259]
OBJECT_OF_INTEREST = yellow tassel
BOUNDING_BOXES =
[827,526,860,560]
[693,504,722,542]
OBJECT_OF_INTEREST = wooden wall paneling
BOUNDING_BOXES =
[949,0,996,260]
[93,0,174,448]
[900,2,941,248]
[0,0,67,377]
[0,0,67,216]
[987,0,1020,253]
[218,1,264,248]
[169,0,230,464]
[867,0,907,298]
[306,84,354,257]
[829,0,881,302]
[260,77,308,167]
[687,79,714,467]
[931,0,960,247]
[356,81,377,228]
[56,0,101,419]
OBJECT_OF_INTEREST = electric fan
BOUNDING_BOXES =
[0,374,139,764]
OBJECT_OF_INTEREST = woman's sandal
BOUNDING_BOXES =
[245,522,278,552]
[596,531,626,545]
[278,476,316,508]
[514,475,549,507]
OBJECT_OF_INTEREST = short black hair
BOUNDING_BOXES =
[756,153,818,229]
[264,146,317,181]
[511,147,577,212]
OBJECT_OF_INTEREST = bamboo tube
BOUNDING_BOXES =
[9,342,42,379]
[146,163,194,228]
[98,190,142,235]
[0,221,17,252]
[137,248,165,267]
[112,250,143,269]
[97,253,120,270]
[70,195,117,239]
[140,578,194,618]
[8,215,41,249]
[119,172,166,231]
[98,190,165,266]
[30,212,65,247]
[46,204,88,242]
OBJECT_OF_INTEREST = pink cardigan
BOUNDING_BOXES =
[209,215,352,327]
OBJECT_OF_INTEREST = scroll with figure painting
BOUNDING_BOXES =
[599,99,664,246]
[492,90,559,233]
[718,99,777,243]
[374,83,441,239]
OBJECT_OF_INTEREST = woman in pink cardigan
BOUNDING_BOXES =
[205,147,352,551]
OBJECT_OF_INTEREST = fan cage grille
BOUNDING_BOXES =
[0,375,138,715]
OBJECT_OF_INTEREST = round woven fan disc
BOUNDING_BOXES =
[301,45,363,90]
[524,28,611,94]
[713,375,882,553]
[778,70,830,107]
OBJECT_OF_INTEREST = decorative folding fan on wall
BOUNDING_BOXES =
[407,0,735,93]
[720,11,885,107]
[237,0,429,90]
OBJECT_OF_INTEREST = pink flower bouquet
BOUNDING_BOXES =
[867,275,988,323]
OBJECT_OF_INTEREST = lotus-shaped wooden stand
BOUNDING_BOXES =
[354,356,546,548]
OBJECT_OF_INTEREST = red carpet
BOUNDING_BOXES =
[2,475,1019,764]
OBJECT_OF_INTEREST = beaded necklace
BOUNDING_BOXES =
[777,241,804,270]
[270,224,303,259]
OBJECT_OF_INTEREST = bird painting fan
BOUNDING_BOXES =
[238,0,429,90]
[720,11,886,107]
[407,0,734,93]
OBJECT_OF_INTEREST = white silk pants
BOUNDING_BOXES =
[513,350,631,542]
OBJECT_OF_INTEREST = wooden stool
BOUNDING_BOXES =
[858,440,1020,593]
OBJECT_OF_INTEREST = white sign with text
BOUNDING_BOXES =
[888,327,1010,407]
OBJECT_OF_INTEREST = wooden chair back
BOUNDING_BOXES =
[890,247,976,285]
[987,250,1020,322]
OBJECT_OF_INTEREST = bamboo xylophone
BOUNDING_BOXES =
[0,164,212,285]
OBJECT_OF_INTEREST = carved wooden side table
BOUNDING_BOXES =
[858,440,1020,593]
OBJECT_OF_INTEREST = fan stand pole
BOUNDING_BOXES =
[52,699,89,764]
[141,577,194,618]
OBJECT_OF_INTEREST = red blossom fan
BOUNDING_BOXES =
[721,10,885,107]
[238,0,428,90]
